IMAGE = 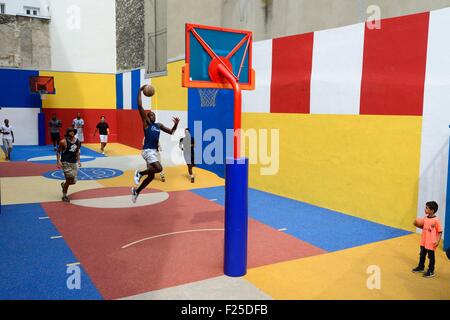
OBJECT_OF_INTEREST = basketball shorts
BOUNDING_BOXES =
[62,162,78,182]
[2,138,13,149]
[142,149,159,166]
[99,135,108,143]
[75,131,84,142]
[51,132,60,142]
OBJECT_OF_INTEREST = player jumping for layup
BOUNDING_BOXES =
[132,85,179,203]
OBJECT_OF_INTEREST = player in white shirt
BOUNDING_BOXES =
[0,119,15,161]
[72,113,85,150]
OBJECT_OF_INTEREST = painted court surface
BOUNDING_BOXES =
[1,144,449,300]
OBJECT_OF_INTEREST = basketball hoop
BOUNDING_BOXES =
[29,76,55,100]
[198,88,219,107]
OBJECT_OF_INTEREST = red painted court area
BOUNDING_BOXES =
[0,161,55,177]
[42,187,325,299]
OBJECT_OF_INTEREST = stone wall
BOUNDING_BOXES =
[116,0,145,72]
[0,14,51,69]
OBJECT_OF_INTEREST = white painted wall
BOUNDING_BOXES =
[0,108,40,145]
[122,71,132,110]
[140,69,151,109]
[242,39,272,113]
[1,0,50,17]
[310,23,365,115]
[417,7,450,239]
[48,0,116,74]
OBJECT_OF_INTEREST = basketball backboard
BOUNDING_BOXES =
[182,23,255,90]
[29,76,55,94]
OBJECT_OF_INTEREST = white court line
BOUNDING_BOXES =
[50,236,63,239]
[122,229,225,249]
[278,228,288,232]
[38,216,49,220]
[209,199,218,202]
[66,262,80,267]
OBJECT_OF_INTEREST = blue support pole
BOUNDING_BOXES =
[224,157,249,277]
[38,112,46,146]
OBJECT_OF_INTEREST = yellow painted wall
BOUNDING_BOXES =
[242,113,422,231]
[151,60,188,111]
[40,71,116,109]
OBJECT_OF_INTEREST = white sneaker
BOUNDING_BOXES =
[134,170,142,185]
[131,188,138,203]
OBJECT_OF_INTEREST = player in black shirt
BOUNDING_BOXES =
[57,128,81,202]
[93,116,110,155]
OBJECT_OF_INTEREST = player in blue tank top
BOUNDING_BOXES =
[132,84,179,203]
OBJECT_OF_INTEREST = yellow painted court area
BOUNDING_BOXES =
[98,166,224,192]
[1,176,103,205]
[242,113,422,231]
[245,234,450,300]
[82,144,224,191]
[40,71,116,109]
[83,143,142,156]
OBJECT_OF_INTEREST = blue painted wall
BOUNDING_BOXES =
[0,69,41,108]
[131,69,141,110]
[115,73,123,110]
[188,88,234,178]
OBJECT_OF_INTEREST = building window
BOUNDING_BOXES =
[24,6,40,16]
[145,0,167,77]
[0,3,5,14]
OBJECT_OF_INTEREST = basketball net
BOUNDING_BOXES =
[198,88,219,107]
[39,90,47,100]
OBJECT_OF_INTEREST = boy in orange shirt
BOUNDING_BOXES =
[412,201,443,278]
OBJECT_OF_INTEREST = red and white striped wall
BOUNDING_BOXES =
[243,7,450,231]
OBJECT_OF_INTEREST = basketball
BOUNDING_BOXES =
[143,85,155,97]
[413,217,424,228]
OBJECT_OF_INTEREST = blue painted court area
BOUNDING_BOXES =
[7,145,103,163]
[0,204,102,300]
[191,187,411,252]
[43,167,123,181]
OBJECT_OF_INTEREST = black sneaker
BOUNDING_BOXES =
[412,266,425,273]
[191,176,195,183]
[423,270,435,278]
[62,195,70,203]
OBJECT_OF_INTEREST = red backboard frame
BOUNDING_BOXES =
[182,23,255,90]
[29,76,55,94]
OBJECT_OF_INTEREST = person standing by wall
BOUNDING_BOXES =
[0,119,14,161]
[49,113,62,151]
